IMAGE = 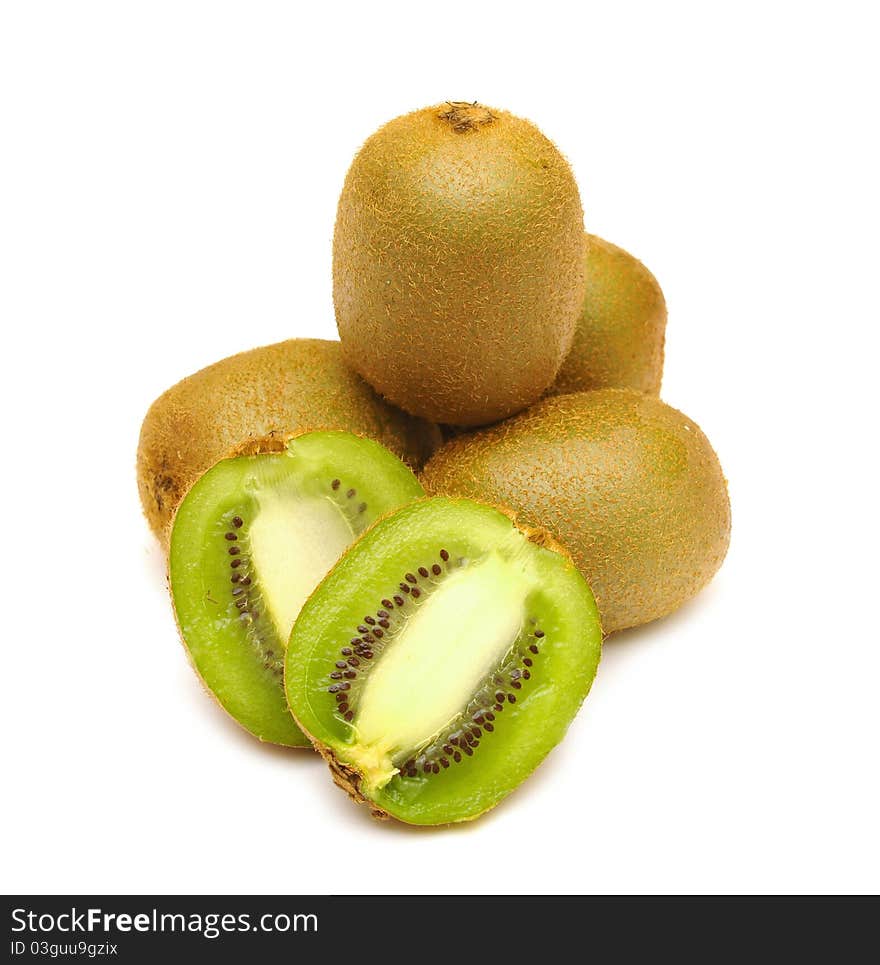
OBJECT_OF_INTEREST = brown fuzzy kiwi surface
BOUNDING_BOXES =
[550,234,667,396]
[137,339,441,545]
[421,390,730,634]
[333,101,586,427]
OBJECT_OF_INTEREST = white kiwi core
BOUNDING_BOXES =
[247,489,355,644]
[345,552,533,792]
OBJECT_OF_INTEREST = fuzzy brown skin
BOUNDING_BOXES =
[137,339,441,545]
[333,102,585,427]
[550,234,667,397]
[421,390,730,634]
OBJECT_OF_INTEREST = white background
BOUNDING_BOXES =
[2,1,878,895]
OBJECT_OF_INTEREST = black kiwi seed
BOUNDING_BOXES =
[331,479,340,490]
[399,584,410,594]
[357,625,369,633]
[344,711,353,721]
[534,630,545,638]
[228,546,240,555]
[225,532,237,541]
[364,616,376,625]
[341,647,352,656]
[453,752,462,763]
[231,516,243,528]
[411,588,421,598]
[523,657,533,666]
[432,564,441,575]
[373,628,384,638]
[378,619,390,628]
[346,488,356,499]
[529,644,539,654]
[507,694,516,704]
[378,609,390,618]
[418,566,429,578]
[522,670,531,680]
[484,722,494,732]
[330,672,342,680]
[335,661,347,669]
[495,691,505,703]
[405,573,417,584]
[440,758,450,768]
[231,558,243,568]
[358,502,367,513]
[231,573,240,583]
[344,671,356,679]
[440,549,449,561]
[381,599,393,610]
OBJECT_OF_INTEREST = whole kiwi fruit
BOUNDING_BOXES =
[333,101,586,427]
[550,233,667,396]
[285,496,601,824]
[421,390,730,634]
[137,339,441,544]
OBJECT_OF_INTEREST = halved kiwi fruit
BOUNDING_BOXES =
[169,431,425,747]
[285,497,602,825]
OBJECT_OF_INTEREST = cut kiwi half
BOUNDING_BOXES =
[169,430,425,747]
[285,497,602,824]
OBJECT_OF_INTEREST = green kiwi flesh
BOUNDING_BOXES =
[169,431,425,747]
[285,497,602,824]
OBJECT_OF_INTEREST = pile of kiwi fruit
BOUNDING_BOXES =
[139,101,730,826]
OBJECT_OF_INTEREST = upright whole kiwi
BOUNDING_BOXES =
[422,390,730,634]
[333,102,586,427]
